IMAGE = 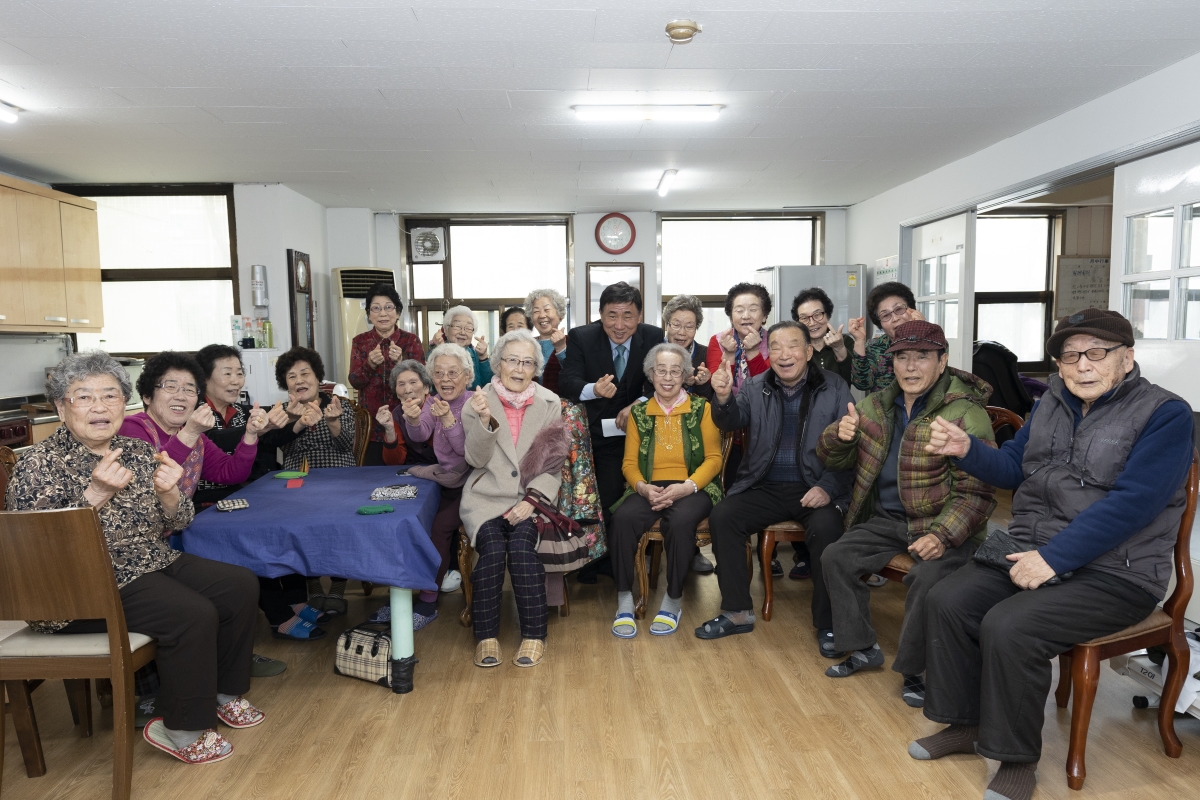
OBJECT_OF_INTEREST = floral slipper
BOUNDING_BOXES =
[216,697,265,729]
[413,610,438,630]
[143,719,233,764]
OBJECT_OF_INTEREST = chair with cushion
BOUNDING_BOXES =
[0,507,157,800]
[351,400,372,467]
[1053,449,1198,790]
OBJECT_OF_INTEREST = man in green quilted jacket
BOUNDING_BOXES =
[815,320,997,708]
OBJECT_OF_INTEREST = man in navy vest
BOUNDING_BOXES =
[910,308,1193,800]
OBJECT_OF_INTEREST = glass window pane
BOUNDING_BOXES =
[977,303,1047,362]
[661,219,813,296]
[87,195,231,270]
[918,258,936,296]
[1179,277,1200,340]
[1124,279,1170,339]
[448,225,567,299]
[942,253,961,294]
[1182,204,1200,269]
[918,300,938,325]
[85,281,234,352]
[1125,209,1175,274]
[974,217,1049,292]
[413,263,443,299]
[943,300,959,337]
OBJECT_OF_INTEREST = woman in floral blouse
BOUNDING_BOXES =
[6,351,264,765]
[848,281,923,393]
[347,282,425,465]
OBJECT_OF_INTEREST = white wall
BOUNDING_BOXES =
[327,208,376,269]
[847,51,1200,271]
[822,208,848,265]
[233,183,329,369]
[572,212,659,326]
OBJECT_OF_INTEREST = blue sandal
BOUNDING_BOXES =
[611,612,637,639]
[294,604,328,624]
[650,609,680,636]
[271,619,326,640]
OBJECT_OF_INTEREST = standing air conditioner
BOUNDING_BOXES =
[333,268,400,391]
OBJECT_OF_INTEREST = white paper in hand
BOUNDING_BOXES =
[601,418,626,437]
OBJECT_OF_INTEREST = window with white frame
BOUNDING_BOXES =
[972,215,1055,366]
[1121,206,1200,340]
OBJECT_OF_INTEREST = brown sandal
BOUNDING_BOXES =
[513,638,545,668]
[474,638,502,668]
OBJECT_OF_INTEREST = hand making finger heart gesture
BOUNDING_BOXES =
[469,387,491,425]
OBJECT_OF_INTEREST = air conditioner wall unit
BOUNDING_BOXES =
[332,267,405,391]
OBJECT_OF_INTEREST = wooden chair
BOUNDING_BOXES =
[872,405,1028,587]
[351,400,372,467]
[759,521,806,621]
[0,446,16,480]
[1053,449,1198,790]
[0,507,157,800]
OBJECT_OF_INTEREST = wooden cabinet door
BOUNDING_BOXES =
[0,186,25,325]
[16,192,67,326]
[60,202,104,329]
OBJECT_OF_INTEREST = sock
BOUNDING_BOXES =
[723,609,755,625]
[307,577,324,596]
[328,578,347,598]
[908,724,980,760]
[650,594,683,633]
[164,726,206,750]
[417,589,438,604]
[216,693,238,706]
[614,592,635,635]
[414,599,437,616]
[984,762,1037,800]
[275,614,302,634]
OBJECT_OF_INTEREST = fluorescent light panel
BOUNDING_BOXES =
[0,105,17,124]
[573,105,721,122]
[657,169,678,197]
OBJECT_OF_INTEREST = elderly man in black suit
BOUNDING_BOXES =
[561,282,663,579]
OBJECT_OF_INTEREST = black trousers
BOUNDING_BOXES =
[924,562,1157,762]
[258,573,308,627]
[591,438,626,524]
[610,481,713,599]
[708,481,845,624]
[66,554,259,731]
[362,441,387,466]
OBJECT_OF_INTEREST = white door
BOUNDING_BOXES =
[909,212,976,370]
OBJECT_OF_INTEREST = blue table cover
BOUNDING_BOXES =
[182,467,442,592]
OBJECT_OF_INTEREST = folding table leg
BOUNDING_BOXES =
[389,586,417,694]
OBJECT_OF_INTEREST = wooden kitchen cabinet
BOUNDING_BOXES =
[16,192,68,328]
[60,201,104,330]
[0,186,25,325]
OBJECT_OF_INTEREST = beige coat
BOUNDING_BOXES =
[460,382,563,544]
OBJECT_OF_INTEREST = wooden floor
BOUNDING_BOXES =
[5,524,1200,798]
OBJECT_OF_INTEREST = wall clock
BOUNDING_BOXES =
[595,213,636,255]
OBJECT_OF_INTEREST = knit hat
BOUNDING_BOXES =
[1045,308,1134,359]
[885,320,948,354]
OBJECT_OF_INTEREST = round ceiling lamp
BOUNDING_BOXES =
[665,19,702,44]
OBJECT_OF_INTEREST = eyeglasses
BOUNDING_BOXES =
[501,356,537,370]
[432,369,464,380]
[369,304,397,314]
[66,390,125,408]
[1057,345,1125,365]
[652,367,684,378]
[156,381,198,397]
[796,310,827,325]
[667,320,697,333]
[447,323,474,334]
[878,304,910,324]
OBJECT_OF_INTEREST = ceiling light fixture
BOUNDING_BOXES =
[665,19,702,44]
[0,104,18,124]
[657,169,678,197]
[573,105,722,122]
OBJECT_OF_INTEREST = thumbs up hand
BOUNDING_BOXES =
[837,402,861,443]
[710,360,733,402]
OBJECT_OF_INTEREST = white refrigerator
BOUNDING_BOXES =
[755,264,865,331]
[240,349,289,407]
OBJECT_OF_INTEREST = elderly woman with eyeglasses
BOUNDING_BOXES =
[663,293,713,400]
[792,287,855,388]
[846,281,924,394]
[7,351,263,765]
[370,344,474,629]
[348,281,425,465]
[609,343,723,638]
[461,330,565,669]
[380,360,434,466]
[428,305,493,389]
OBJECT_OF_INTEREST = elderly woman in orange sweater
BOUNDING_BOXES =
[609,343,723,637]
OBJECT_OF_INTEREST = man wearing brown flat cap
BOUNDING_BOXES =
[913,307,1194,800]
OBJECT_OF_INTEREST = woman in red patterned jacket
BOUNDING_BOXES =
[348,282,424,465]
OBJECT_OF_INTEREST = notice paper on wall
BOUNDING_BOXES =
[1054,257,1111,320]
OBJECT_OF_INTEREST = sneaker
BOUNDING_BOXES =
[691,553,715,574]
[770,558,783,578]
[368,604,391,624]
[902,674,925,708]
[250,653,287,678]
[789,560,811,580]
[441,570,463,592]
[865,573,888,588]
[824,646,885,678]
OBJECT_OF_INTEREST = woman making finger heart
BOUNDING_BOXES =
[791,287,855,387]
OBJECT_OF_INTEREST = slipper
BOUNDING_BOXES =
[270,619,326,640]
[216,696,266,729]
[367,605,391,624]
[294,604,328,624]
[611,612,637,639]
[694,614,754,640]
[513,638,545,668]
[649,609,680,636]
[250,654,287,678]
[322,596,348,617]
[474,638,502,668]
[413,610,438,630]
[134,695,157,728]
[143,719,233,764]
[817,629,844,659]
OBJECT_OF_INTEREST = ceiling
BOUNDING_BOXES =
[1,1,1199,213]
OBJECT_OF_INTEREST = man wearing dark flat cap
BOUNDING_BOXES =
[912,308,1194,800]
